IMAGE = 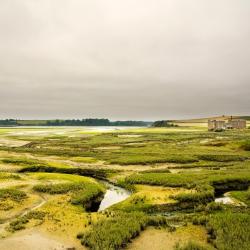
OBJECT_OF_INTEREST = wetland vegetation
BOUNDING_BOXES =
[0,123,249,249]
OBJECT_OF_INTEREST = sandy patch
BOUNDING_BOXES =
[0,229,78,250]
[199,139,213,144]
[125,142,146,146]
[0,138,29,147]
[127,225,210,250]
[95,146,121,150]
[118,134,142,138]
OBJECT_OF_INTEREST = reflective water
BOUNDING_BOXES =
[98,182,131,211]
[215,196,234,204]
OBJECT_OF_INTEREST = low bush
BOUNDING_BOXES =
[240,140,250,151]
[79,212,148,249]
[172,185,214,204]
[109,155,198,165]
[124,172,250,209]
[125,173,197,188]
[0,188,27,202]
[33,182,104,210]
[192,212,250,250]
[1,157,41,166]
[0,173,21,180]
[19,165,118,179]
[9,217,28,231]
[141,168,171,173]
[230,189,250,206]
[78,212,168,250]
[211,177,250,195]
[197,154,246,162]
[175,241,209,250]
[206,212,250,250]
[33,182,85,194]
[8,211,46,232]
[204,202,223,212]
[192,215,208,226]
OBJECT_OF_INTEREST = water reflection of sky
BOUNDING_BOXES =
[98,185,131,211]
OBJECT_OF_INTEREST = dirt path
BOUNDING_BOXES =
[20,194,47,217]
[0,194,47,236]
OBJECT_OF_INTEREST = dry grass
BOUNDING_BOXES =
[39,194,103,246]
[127,224,211,250]
[133,185,195,204]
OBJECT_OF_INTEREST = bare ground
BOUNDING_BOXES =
[126,225,211,250]
[0,228,80,250]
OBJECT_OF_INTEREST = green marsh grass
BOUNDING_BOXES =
[78,211,167,250]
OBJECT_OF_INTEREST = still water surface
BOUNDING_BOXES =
[98,182,131,211]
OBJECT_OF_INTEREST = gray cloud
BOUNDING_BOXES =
[0,0,249,120]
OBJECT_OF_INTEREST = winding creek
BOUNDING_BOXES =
[98,182,131,211]
[98,183,247,211]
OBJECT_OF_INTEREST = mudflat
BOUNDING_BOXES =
[0,228,79,250]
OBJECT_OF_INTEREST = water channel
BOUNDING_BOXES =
[98,182,131,211]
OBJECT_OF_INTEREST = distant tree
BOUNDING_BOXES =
[152,120,178,127]
[2,118,151,127]
[0,119,18,126]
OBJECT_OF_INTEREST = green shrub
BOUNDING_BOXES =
[125,173,197,188]
[198,154,246,162]
[0,188,27,202]
[172,189,214,204]
[206,212,250,250]
[231,189,250,206]
[175,241,209,250]
[109,155,198,165]
[78,212,168,250]
[204,202,223,212]
[192,215,208,226]
[19,165,117,179]
[9,217,28,231]
[33,182,85,194]
[1,157,41,165]
[240,140,250,151]
[0,173,21,180]
[79,212,148,250]
[8,211,46,232]
[33,182,104,209]
[211,177,250,195]
[141,168,171,173]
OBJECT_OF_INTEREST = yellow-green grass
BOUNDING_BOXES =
[120,127,206,134]
[111,185,196,212]
[45,161,75,169]
[37,194,104,245]
[133,185,195,204]
[1,126,249,168]
[1,172,105,241]
[0,172,21,181]
[0,125,249,249]
[230,189,250,206]
[29,172,100,185]
[70,156,98,163]
[200,211,250,250]
[0,191,41,223]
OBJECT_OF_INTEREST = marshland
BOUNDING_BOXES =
[0,121,249,250]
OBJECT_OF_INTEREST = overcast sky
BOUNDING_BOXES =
[0,0,249,120]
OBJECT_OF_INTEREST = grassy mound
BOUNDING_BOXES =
[78,211,167,250]
[0,188,27,202]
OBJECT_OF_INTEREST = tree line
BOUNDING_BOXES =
[0,119,151,127]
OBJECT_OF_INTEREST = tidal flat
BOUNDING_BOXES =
[0,125,249,250]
